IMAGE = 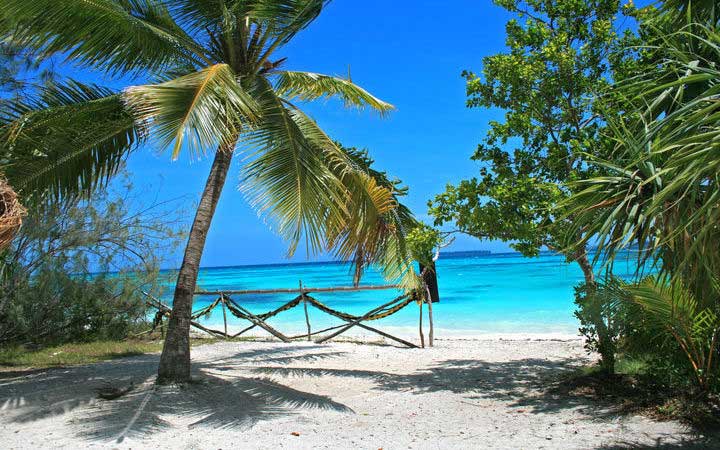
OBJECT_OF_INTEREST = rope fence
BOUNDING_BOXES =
[144,283,421,348]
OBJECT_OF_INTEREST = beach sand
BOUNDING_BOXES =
[0,337,714,449]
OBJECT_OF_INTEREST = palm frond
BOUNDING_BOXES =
[627,276,720,389]
[239,77,347,256]
[287,108,418,290]
[562,26,720,295]
[0,81,145,202]
[124,64,258,160]
[275,71,395,115]
[252,0,326,67]
[1,0,209,75]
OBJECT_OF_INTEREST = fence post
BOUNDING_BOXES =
[221,293,228,337]
[300,280,311,341]
[418,294,425,348]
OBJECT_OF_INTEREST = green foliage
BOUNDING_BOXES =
[429,0,625,276]
[0,175,182,345]
[3,271,153,344]
[406,224,442,267]
[575,273,720,393]
[562,3,720,304]
[574,275,630,373]
[626,277,720,393]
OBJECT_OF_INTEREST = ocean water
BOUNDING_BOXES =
[157,251,642,337]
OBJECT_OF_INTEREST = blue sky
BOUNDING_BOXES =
[120,0,517,268]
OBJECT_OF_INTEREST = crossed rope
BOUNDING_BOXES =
[145,289,419,348]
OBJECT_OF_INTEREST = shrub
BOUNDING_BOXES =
[0,176,183,345]
[574,275,630,374]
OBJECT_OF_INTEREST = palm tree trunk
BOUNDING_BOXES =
[157,140,235,384]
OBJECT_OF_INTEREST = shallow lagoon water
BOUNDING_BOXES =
[158,251,642,336]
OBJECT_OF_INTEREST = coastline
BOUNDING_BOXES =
[189,322,582,343]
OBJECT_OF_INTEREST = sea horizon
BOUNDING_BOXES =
[154,249,645,338]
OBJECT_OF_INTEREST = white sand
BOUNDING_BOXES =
[0,338,713,449]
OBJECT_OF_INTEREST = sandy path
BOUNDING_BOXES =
[0,339,714,449]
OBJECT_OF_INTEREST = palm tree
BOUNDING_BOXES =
[2,0,412,383]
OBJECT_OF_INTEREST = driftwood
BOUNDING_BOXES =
[229,300,291,343]
[96,381,135,400]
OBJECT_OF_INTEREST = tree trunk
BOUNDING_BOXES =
[575,248,596,286]
[157,140,235,384]
[575,247,615,373]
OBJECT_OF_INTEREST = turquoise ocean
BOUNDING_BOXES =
[157,251,641,337]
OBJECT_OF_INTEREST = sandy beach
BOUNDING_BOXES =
[1,337,714,449]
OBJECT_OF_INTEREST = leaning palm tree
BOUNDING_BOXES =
[3,0,411,383]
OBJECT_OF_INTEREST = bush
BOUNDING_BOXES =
[574,275,630,374]
[0,175,183,346]
[2,269,154,344]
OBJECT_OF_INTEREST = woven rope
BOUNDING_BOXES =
[224,294,304,322]
[304,294,413,321]
[147,292,415,335]
[0,177,25,251]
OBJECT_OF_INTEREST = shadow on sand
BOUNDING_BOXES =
[1,342,718,448]
[1,345,350,443]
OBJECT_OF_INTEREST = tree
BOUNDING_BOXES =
[429,0,626,286]
[560,1,720,388]
[563,1,720,306]
[2,0,409,383]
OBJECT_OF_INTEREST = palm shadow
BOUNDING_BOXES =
[248,357,719,448]
[0,343,351,443]
[251,356,585,409]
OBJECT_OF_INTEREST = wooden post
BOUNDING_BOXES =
[300,281,311,342]
[426,287,435,347]
[221,294,228,337]
[418,295,425,348]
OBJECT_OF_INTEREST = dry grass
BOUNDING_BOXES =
[0,338,217,370]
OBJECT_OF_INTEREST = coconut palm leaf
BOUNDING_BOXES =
[124,64,259,159]
[286,108,418,289]
[0,81,145,202]
[1,0,209,75]
[275,71,394,114]
[240,77,347,256]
